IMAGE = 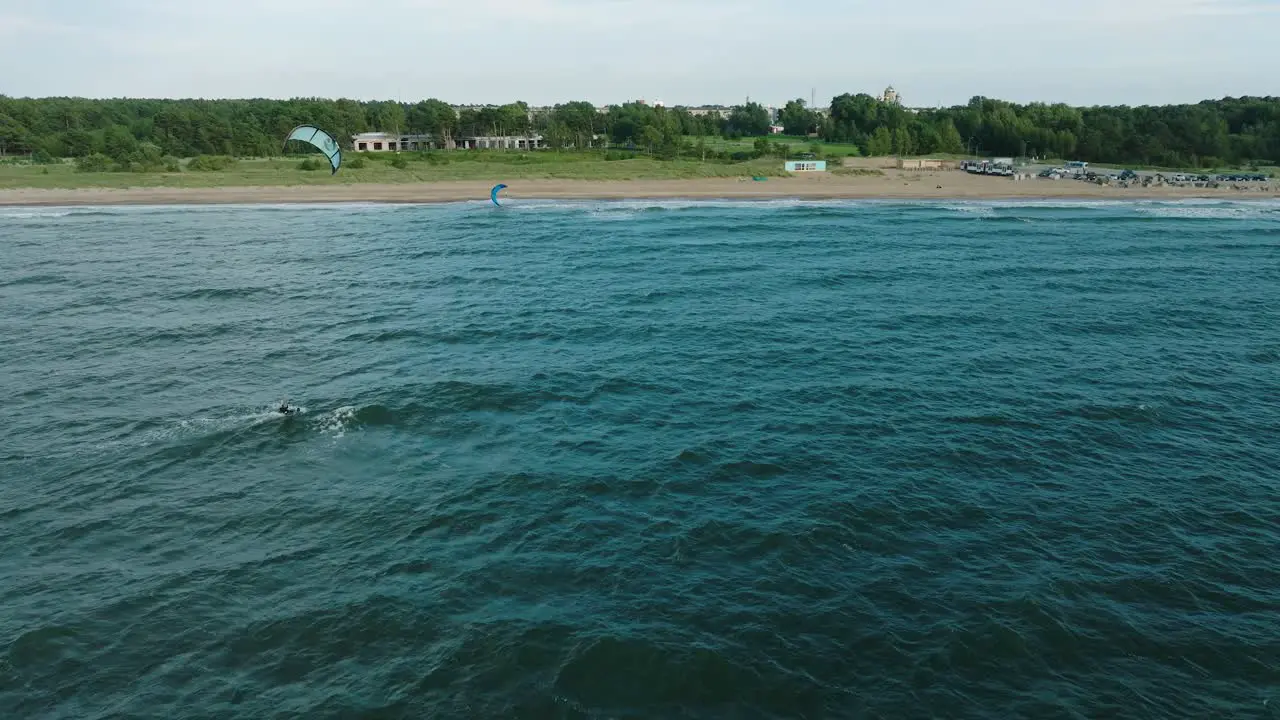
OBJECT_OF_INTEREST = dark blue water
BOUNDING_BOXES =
[2,199,1279,719]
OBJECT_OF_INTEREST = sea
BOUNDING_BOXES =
[1,199,1278,719]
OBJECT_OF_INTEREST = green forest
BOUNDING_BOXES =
[1,93,1278,169]
[816,95,1280,168]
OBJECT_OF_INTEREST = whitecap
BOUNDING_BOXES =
[1132,201,1280,220]
[0,209,74,220]
[317,405,358,440]
[939,204,997,217]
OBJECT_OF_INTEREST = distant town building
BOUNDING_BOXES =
[769,125,785,134]
[352,132,431,152]
[450,104,550,123]
[683,105,732,119]
[458,135,546,151]
[877,86,902,105]
[451,104,499,115]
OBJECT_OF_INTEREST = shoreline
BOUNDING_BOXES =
[2,175,1276,207]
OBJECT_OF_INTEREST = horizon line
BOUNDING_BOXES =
[4,92,1280,110]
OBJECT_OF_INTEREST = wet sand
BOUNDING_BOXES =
[1,172,1275,206]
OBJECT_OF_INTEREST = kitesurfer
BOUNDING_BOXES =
[278,399,295,415]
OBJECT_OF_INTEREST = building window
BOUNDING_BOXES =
[373,142,383,150]
[388,142,397,151]
[358,142,367,151]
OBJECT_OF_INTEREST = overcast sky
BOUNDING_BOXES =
[2,0,1278,107]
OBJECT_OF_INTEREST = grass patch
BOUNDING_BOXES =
[187,155,238,171]
[0,152,790,190]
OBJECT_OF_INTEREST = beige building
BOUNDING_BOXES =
[354,132,547,152]
[898,158,956,170]
[352,132,432,152]
[459,135,546,150]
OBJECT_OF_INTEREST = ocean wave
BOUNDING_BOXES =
[168,286,276,301]
[1132,202,1280,219]
[1055,402,1161,424]
[0,202,406,220]
[0,209,76,219]
[939,203,998,217]
[0,272,67,287]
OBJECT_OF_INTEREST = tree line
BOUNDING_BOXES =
[815,94,1280,168]
[2,93,1278,168]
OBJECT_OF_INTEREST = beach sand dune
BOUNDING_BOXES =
[1,171,1275,206]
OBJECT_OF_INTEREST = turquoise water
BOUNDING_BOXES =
[2,199,1278,718]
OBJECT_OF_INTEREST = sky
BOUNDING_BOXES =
[2,0,1278,107]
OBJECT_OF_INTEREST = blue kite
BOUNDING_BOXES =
[284,125,342,174]
[490,183,508,206]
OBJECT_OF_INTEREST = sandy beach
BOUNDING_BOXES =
[1,171,1276,206]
